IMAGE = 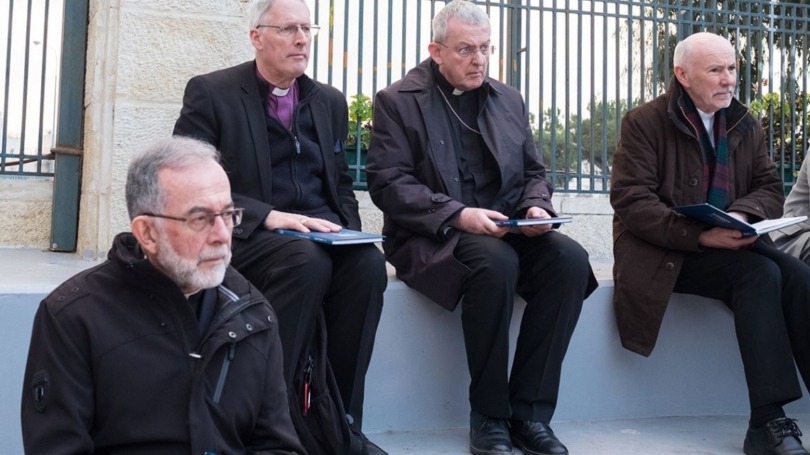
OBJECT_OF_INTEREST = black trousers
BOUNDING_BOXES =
[232,230,387,429]
[454,230,597,423]
[673,240,810,409]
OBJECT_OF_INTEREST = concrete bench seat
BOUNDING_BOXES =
[2,250,809,454]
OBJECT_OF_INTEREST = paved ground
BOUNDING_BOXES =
[366,414,810,455]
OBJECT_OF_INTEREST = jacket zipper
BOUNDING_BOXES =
[212,342,236,404]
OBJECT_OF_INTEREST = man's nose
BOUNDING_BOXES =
[208,214,232,243]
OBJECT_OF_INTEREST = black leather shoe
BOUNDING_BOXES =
[470,410,514,455]
[744,417,809,455]
[509,419,569,455]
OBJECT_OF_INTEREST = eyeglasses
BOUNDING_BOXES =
[141,208,244,232]
[256,24,320,38]
[436,42,495,58]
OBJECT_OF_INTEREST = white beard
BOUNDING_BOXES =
[154,236,232,293]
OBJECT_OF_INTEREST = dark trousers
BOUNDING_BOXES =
[232,230,387,429]
[673,240,810,409]
[454,230,597,423]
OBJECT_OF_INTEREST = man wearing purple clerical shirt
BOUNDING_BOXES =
[173,1,387,453]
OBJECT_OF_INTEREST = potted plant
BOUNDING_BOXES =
[346,93,373,190]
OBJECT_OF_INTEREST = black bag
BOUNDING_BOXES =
[289,309,366,455]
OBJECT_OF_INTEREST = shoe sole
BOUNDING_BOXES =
[469,444,514,455]
[744,438,810,455]
[512,437,569,455]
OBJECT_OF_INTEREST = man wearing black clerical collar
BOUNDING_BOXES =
[21,137,304,455]
[173,1,387,453]
[366,1,598,455]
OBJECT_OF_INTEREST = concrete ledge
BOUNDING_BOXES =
[2,252,808,454]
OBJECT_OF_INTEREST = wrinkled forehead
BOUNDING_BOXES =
[444,19,491,45]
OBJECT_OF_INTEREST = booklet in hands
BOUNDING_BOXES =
[274,228,384,245]
[494,216,573,227]
[672,203,807,237]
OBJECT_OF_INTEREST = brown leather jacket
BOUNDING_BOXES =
[610,79,783,356]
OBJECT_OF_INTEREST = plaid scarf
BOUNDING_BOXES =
[681,95,730,209]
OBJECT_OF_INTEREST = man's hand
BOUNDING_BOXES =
[698,227,757,249]
[264,210,342,233]
[519,207,553,237]
[450,208,509,237]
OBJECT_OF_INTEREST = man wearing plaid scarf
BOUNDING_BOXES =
[611,32,810,455]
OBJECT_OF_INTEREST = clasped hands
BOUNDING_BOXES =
[450,206,553,238]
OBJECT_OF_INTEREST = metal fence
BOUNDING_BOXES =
[0,0,64,177]
[309,0,810,193]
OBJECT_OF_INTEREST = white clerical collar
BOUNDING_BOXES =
[271,86,291,97]
[452,88,464,96]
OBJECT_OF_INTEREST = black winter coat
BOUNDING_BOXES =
[21,233,304,455]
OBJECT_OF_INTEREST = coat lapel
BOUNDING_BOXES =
[415,87,462,200]
[240,65,274,203]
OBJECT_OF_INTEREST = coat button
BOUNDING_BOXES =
[453,177,459,182]
[267,315,274,323]
[428,208,435,213]
[228,331,237,339]
[680,229,687,237]
[665,262,675,270]
[57,296,65,301]
[245,324,253,331]
[71,287,79,292]
[440,140,445,145]
[688,178,698,187]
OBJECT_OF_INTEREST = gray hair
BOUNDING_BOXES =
[249,0,308,29]
[126,136,220,220]
[432,0,490,44]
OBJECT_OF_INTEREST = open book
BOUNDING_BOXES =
[274,228,384,245]
[672,203,807,237]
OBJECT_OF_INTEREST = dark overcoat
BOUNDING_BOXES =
[173,61,361,238]
[367,59,556,310]
[610,79,784,356]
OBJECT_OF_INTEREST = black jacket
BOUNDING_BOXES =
[21,233,304,455]
[173,61,360,238]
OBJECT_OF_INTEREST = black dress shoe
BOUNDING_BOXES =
[470,410,514,455]
[509,419,568,455]
[744,417,809,455]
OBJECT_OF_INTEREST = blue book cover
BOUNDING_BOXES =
[672,203,806,237]
[274,228,384,245]
[494,216,572,227]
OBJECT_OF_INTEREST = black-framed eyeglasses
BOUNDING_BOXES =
[141,208,244,232]
[436,41,495,58]
[256,24,320,38]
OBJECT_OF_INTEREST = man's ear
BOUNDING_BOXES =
[428,42,443,65]
[674,65,689,88]
[250,28,263,50]
[131,216,160,257]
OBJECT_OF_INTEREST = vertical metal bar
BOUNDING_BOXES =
[386,0,393,86]
[550,0,558,182]
[602,0,609,184]
[401,0,407,78]
[327,0,335,86]
[416,0,423,64]
[35,0,52,174]
[19,0,36,173]
[2,0,14,169]
[356,0,364,96]
[372,0,378,97]
[50,0,88,252]
[341,0,349,95]
[312,0,319,80]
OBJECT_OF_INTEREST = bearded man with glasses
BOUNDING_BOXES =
[21,136,305,454]
[367,1,598,454]
[173,0,387,453]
